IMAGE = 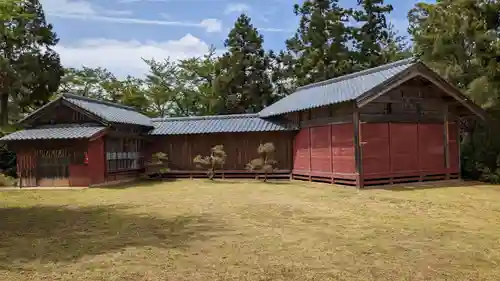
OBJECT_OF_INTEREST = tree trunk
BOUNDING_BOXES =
[0,93,9,126]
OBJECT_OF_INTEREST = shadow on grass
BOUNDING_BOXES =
[202,179,292,185]
[365,180,486,192]
[97,178,178,189]
[0,204,227,267]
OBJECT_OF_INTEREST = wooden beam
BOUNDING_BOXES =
[353,104,364,188]
[414,68,487,121]
[357,72,419,107]
[360,113,442,123]
[61,100,109,126]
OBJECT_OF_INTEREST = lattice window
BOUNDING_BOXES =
[105,137,143,172]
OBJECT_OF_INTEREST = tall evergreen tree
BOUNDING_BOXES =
[0,0,63,125]
[352,0,403,68]
[285,0,354,86]
[215,14,273,114]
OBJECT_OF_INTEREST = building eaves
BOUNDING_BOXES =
[258,58,417,117]
[0,125,106,141]
[62,94,153,127]
[150,114,296,135]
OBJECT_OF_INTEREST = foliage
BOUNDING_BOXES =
[351,0,409,69]
[409,0,500,108]
[215,14,274,114]
[0,0,63,125]
[193,145,227,180]
[409,0,500,183]
[0,173,16,186]
[285,0,354,87]
[246,142,278,182]
[177,46,222,115]
[145,152,169,175]
[460,117,500,183]
[143,58,181,117]
[285,0,408,87]
[59,67,116,100]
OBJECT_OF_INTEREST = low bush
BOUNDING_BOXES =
[0,173,16,187]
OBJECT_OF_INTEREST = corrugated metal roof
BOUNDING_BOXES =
[62,94,153,127]
[0,125,106,141]
[150,114,296,135]
[259,59,417,117]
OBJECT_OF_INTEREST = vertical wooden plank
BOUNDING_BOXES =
[353,104,364,188]
[417,123,422,182]
[306,127,312,172]
[388,123,393,184]
[329,124,333,179]
[457,120,462,179]
[443,104,450,179]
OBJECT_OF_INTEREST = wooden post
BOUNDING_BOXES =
[443,104,450,180]
[308,127,312,181]
[388,123,394,184]
[457,119,462,179]
[353,104,364,188]
[330,124,334,184]
[291,132,295,181]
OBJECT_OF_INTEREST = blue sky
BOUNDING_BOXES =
[40,0,429,77]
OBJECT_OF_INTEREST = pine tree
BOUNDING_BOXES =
[352,0,402,69]
[215,14,274,114]
[193,145,227,180]
[246,142,278,182]
[0,0,63,125]
[285,0,354,86]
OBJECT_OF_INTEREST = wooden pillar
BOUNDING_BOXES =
[443,104,450,179]
[457,119,462,179]
[353,104,364,188]
[308,127,312,181]
[330,124,334,184]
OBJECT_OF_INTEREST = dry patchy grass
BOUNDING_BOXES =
[0,180,499,280]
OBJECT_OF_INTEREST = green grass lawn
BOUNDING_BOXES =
[1,180,499,281]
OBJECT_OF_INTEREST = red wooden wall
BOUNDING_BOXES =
[293,123,356,182]
[362,122,459,180]
[17,150,37,187]
[69,165,90,187]
[87,137,105,185]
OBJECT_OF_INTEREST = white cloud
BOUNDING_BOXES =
[118,0,169,2]
[224,3,250,14]
[41,0,223,33]
[41,0,97,15]
[55,34,212,78]
[200,19,222,33]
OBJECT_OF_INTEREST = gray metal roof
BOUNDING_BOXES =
[150,114,296,135]
[0,126,106,141]
[62,94,153,127]
[259,59,417,117]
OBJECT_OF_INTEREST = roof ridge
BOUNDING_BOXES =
[62,93,138,111]
[152,113,259,122]
[296,58,417,92]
